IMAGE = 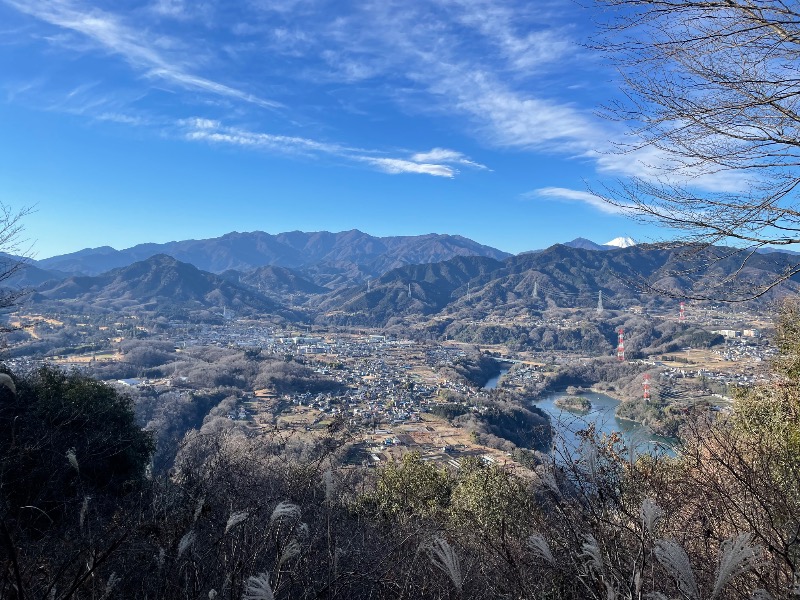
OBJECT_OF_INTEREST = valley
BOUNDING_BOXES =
[5,3,799,593]
[1,230,790,468]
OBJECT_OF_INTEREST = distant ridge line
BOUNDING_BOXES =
[36,229,512,283]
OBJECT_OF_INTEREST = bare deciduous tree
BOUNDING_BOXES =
[593,0,800,300]
[0,203,33,316]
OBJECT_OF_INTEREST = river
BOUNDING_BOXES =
[483,369,675,456]
[482,369,506,390]
[534,390,676,456]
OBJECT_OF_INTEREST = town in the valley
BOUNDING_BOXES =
[3,299,777,471]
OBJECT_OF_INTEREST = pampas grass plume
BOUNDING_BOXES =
[80,496,89,529]
[640,498,663,537]
[712,533,762,599]
[527,533,555,565]
[193,496,205,523]
[278,538,301,568]
[178,531,196,558]
[426,537,463,591]
[66,448,79,472]
[270,501,301,524]
[323,469,334,503]
[581,534,604,572]
[654,539,699,599]
[225,510,249,534]
[243,572,275,600]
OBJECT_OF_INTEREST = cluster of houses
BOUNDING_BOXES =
[661,363,774,391]
[712,338,776,363]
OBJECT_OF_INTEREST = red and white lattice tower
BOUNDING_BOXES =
[679,301,686,322]
[643,373,651,401]
[617,328,625,361]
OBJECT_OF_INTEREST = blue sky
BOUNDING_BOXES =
[0,0,698,258]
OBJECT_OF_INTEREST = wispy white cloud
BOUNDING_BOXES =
[3,0,282,109]
[149,0,193,19]
[264,1,603,154]
[180,119,470,178]
[11,0,737,197]
[527,187,629,215]
[4,0,600,174]
[287,2,757,197]
[147,69,280,109]
[15,78,156,126]
[183,117,220,130]
[589,144,753,193]
[247,0,317,16]
[95,112,152,126]
[363,158,455,178]
[150,0,185,18]
[411,148,488,170]
[436,71,603,151]
[439,0,572,72]
[185,126,347,156]
[3,78,45,102]
[235,0,747,194]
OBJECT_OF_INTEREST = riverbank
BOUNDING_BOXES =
[589,387,625,403]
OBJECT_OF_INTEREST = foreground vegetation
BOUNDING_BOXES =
[1,303,799,599]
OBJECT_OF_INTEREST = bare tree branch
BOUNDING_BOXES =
[592,1,800,300]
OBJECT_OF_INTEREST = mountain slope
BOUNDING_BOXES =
[221,265,327,296]
[313,255,504,322]
[563,238,608,251]
[31,254,284,316]
[314,243,800,325]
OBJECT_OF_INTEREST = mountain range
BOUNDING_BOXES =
[18,240,800,328]
[310,243,800,326]
[35,230,511,285]
[7,229,800,328]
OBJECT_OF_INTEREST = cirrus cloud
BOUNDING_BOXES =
[526,187,629,215]
[180,118,483,178]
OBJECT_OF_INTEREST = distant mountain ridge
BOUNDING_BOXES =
[312,255,505,318]
[0,254,67,288]
[37,230,511,283]
[15,240,800,327]
[314,242,800,325]
[562,237,638,251]
[563,238,608,251]
[220,265,327,297]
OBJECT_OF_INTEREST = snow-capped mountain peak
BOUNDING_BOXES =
[604,236,637,248]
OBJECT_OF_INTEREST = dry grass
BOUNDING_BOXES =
[659,348,747,371]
